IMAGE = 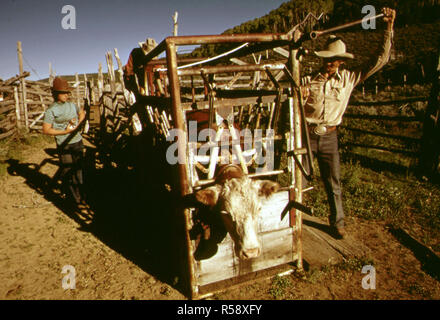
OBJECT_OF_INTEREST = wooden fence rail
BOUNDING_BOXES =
[339,96,433,170]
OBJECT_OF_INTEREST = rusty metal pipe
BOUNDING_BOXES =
[144,33,292,65]
[177,63,285,76]
[166,33,293,46]
[146,57,205,66]
[310,13,384,39]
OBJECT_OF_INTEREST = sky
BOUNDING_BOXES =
[0,0,288,81]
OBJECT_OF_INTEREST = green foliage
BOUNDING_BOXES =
[269,275,293,299]
[192,0,334,58]
[306,156,440,250]
[336,256,375,272]
[190,0,440,59]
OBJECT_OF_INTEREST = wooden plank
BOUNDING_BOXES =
[2,72,30,86]
[301,214,371,268]
[258,190,290,233]
[195,236,235,285]
[196,227,295,286]
[0,86,16,92]
[0,129,16,140]
[24,87,51,96]
[197,263,295,299]
[349,96,428,106]
[273,47,290,58]
[0,104,15,114]
[302,226,341,266]
[1,122,17,131]
[252,228,295,270]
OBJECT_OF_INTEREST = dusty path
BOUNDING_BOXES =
[0,136,439,300]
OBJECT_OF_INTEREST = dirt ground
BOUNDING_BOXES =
[1,137,439,300]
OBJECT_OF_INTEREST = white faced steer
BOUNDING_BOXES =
[195,176,279,259]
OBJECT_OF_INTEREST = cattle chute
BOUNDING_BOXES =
[130,29,315,299]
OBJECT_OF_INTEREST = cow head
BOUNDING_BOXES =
[195,176,279,260]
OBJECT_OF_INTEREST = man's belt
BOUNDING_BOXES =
[308,123,337,135]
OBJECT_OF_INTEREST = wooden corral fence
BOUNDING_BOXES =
[0,42,92,140]
[339,49,440,177]
[0,72,93,140]
[340,96,430,165]
[0,72,53,138]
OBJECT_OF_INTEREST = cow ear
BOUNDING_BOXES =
[258,180,280,198]
[195,185,221,207]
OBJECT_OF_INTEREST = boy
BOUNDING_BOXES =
[43,77,86,207]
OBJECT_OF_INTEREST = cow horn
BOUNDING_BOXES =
[215,164,244,184]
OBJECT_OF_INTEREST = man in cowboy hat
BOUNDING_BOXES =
[123,37,158,95]
[43,77,86,209]
[302,7,396,239]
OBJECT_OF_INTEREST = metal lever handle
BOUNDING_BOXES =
[310,13,384,39]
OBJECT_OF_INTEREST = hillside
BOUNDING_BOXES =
[190,0,440,85]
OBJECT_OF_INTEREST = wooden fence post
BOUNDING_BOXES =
[75,73,80,108]
[173,12,178,36]
[98,63,103,99]
[419,52,440,177]
[49,62,55,86]
[105,52,116,96]
[17,41,29,130]
[13,86,22,129]
[114,48,126,90]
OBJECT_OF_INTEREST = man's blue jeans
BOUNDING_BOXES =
[303,129,345,228]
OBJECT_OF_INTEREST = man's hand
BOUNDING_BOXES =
[382,7,396,30]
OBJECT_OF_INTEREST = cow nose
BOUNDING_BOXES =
[241,247,260,259]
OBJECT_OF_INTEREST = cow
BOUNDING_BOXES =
[191,164,280,260]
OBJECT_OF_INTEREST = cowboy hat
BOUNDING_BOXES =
[51,77,73,92]
[314,35,354,59]
[138,37,158,54]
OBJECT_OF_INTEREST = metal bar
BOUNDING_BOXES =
[288,43,304,271]
[166,41,198,299]
[181,94,286,111]
[177,63,285,76]
[193,169,285,187]
[166,41,188,196]
[283,66,314,178]
[265,68,281,90]
[281,200,314,220]
[166,33,293,46]
[146,57,205,66]
[144,33,292,65]
[310,13,384,39]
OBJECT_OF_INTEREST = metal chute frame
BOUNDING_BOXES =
[136,29,315,299]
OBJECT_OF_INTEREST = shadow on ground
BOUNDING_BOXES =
[6,137,188,296]
[388,225,440,282]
